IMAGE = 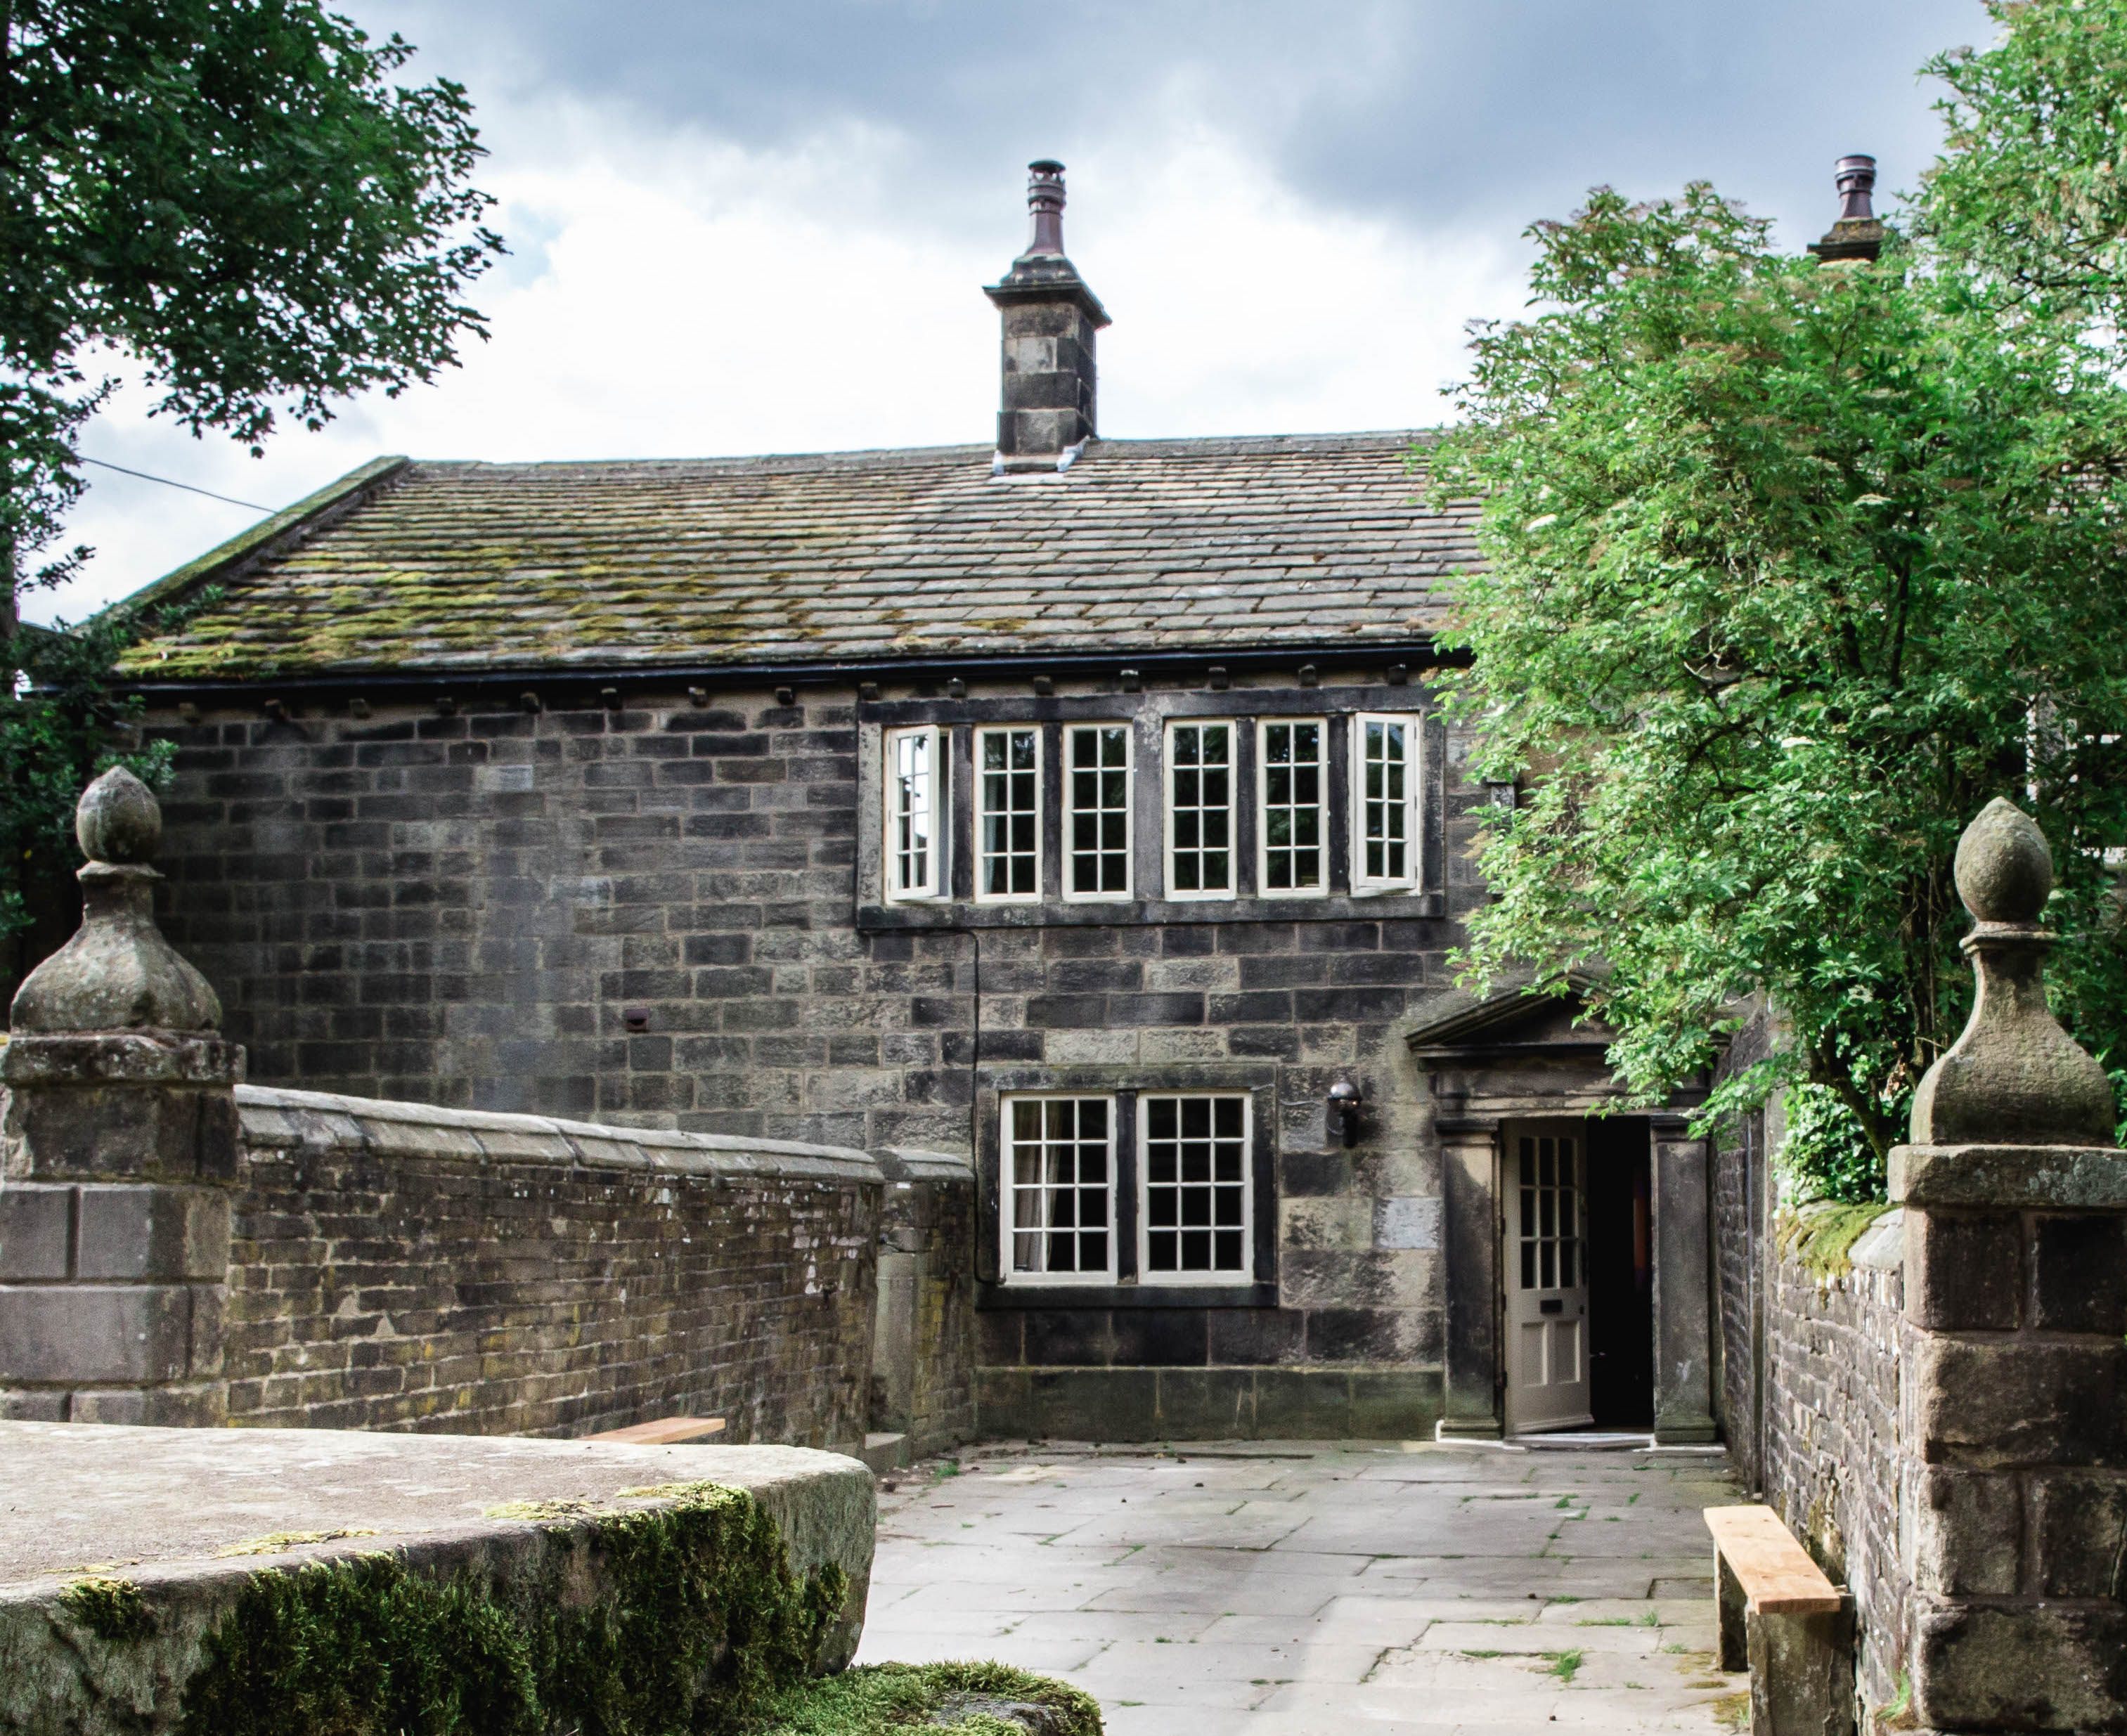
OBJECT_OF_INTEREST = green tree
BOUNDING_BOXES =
[1432,0,2127,1200]
[0,0,499,944]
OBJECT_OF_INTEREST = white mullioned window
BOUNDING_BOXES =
[1165,719,1234,899]
[1139,1093,1251,1281]
[884,725,947,901]
[1064,723,1132,900]
[975,725,1041,902]
[1002,1094,1117,1283]
[1258,718,1326,896]
[1352,713,1420,892]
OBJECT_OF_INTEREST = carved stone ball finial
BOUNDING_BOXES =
[1953,796,2052,925]
[1908,798,2114,1146]
[76,764,162,865]
[8,767,221,1035]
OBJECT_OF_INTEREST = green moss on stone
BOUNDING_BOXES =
[749,1661,1102,1736]
[1778,1201,1896,1280]
[176,1482,849,1736]
[60,1576,155,1642]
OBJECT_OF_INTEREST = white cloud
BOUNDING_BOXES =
[32,87,1525,626]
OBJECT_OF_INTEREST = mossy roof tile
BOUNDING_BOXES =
[120,431,1472,680]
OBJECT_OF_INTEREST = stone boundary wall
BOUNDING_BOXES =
[1759,1207,1908,1713]
[223,1084,884,1446]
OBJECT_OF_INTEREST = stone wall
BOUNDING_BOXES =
[221,1085,882,1446]
[142,673,1482,1435]
[1759,1208,1908,1713]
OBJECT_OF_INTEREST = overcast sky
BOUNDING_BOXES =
[37,0,1979,626]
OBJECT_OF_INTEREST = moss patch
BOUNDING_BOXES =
[749,1661,1102,1736]
[215,1528,380,1557]
[61,1576,155,1643]
[176,1482,848,1735]
[1778,1201,1895,1280]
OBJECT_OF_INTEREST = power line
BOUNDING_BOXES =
[78,455,273,513]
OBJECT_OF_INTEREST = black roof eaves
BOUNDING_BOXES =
[119,634,1464,706]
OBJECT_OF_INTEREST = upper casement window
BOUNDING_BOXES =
[1352,713,1420,893]
[975,725,1042,902]
[1065,723,1132,901]
[1000,1093,1117,1283]
[1258,719,1326,897]
[884,725,947,902]
[1165,720,1234,900]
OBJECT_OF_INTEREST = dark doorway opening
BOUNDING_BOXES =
[1584,1115,1653,1428]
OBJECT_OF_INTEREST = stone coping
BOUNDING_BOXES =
[1889,1141,2127,1209]
[1848,1207,1904,1274]
[0,1423,876,1732]
[0,1421,869,1594]
[234,1082,883,1184]
[873,1146,976,1186]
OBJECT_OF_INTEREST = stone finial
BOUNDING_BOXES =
[75,763,162,864]
[1908,798,2114,1146]
[8,767,221,1034]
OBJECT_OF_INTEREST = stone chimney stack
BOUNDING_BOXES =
[985,160,1110,471]
[1807,153,1884,262]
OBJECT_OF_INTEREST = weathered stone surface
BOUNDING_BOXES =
[0,1187,70,1281]
[0,1284,198,1384]
[1908,801,2115,1149]
[1913,1601,2127,1732]
[2030,1212,2127,1333]
[2029,1470,2127,1599]
[1,1035,241,1184]
[1911,1336,2127,1468]
[1911,1467,2020,1598]
[72,1186,228,1282]
[0,1420,875,1736]
[1903,1209,2020,1330]
[1891,1141,2127,1209]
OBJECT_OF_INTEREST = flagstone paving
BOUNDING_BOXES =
[857,1439,1748,1735]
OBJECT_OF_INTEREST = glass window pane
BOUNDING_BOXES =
[1141,1094,1249,1277]
[1169,724,1233,895]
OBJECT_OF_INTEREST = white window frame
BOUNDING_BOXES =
[1137,1091,1253,1286]
[999,1092,1120,1285]
[1062,723,1133,903]
[1163,718,1237,902]
[1351,712,1421,894]
[974,724,1042,904]
[882,724,947,903]
[1255,717,1329,900]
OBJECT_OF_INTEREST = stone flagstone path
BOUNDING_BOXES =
[858,1439,1748,1735]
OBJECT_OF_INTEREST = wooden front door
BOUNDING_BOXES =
[1505,1121,1593,1433]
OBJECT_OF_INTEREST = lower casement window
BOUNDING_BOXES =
[1139,1092,1250,1281]
[1002,1094,1116,1282]
[999,1089,1253,1287]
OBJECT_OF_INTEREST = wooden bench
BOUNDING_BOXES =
[585,1416,728,1446]
[1705,1505,1854,1736]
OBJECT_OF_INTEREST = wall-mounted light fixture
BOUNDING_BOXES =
[1327,1077,1362,1148]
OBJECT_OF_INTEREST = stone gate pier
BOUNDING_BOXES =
[1887,799,2127,1732]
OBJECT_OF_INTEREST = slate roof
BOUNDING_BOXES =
[118,431,1475,683]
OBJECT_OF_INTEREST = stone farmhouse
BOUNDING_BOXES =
[105,160,1721,1448]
